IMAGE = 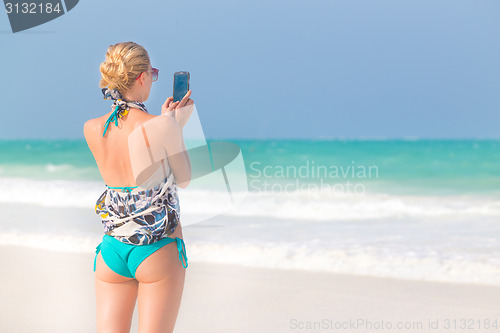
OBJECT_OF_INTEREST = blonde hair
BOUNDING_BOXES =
[99,42,150,93]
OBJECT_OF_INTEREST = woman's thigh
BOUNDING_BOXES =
[94,251,139,333]
[135,227,186,333]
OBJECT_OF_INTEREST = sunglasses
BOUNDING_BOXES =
[136,67,159,82]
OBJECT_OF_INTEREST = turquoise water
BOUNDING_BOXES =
[1,139,499,196]
[1,138,499,285]
[241,139,500,195]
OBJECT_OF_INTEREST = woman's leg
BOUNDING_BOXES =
[95,251,139,333]
[135,227,186,333]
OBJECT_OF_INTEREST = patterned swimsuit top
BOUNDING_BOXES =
[95,88,180,245]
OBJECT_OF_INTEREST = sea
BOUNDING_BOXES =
[0,138,499,286]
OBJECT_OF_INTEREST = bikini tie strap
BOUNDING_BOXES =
[101,88,149,136]
[103,105,122,137]
[106,185,139,193]
[175,237,188,268]
[93,243,102,271]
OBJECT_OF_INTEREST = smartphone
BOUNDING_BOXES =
[173,71,190,103]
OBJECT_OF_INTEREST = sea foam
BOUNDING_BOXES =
[1,177,499,221]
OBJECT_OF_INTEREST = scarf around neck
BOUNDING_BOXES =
[101,88,149,137]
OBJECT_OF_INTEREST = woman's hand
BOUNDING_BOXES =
[161,97,179,116]
[161,90,194,129]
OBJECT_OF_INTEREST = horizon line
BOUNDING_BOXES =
[0,136,499,142]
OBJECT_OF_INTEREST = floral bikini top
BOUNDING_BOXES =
[95,88,180,246]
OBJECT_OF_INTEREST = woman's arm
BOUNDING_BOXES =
[179,130,192,183]
[161,116,191,189]
[160,91,194,188]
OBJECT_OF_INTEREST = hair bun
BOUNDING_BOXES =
[98,42,150,93]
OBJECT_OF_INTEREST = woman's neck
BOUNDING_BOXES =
[122,88,144,103]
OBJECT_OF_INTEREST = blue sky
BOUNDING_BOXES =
[1,0,499,139]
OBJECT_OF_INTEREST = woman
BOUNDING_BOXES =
[84,41,193,333]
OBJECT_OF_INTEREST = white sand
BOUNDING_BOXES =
[0,245,499,333]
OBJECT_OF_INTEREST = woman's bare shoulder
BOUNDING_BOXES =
[83,116,105,140]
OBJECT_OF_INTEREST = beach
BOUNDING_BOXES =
[1,139,500,332]
[1,243,499,333]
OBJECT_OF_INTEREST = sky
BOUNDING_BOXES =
[1,0,499,140]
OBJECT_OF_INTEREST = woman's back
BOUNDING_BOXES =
[84,108,157,187]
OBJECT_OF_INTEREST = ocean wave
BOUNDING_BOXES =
[0,232,498,286]
[228,189,500,220]
[45,163,74,173]
[0,177,104,208]
[0,231,102,253]
[0,177,500,220]
[0,163,100,180]
[187,240,500,286]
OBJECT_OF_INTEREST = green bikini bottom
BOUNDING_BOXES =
[94,234,188,279]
